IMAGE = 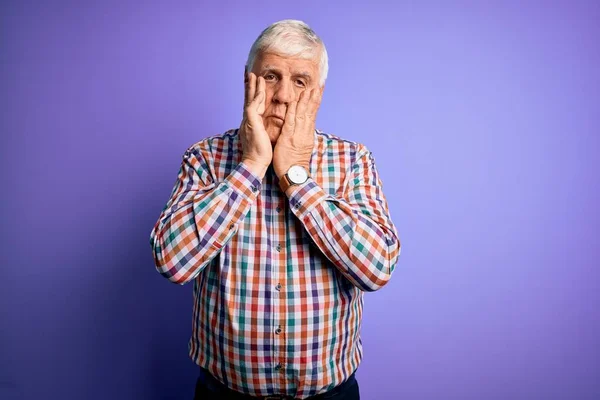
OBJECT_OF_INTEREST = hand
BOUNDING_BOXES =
[273,86,323,180]
[239,72,272,176]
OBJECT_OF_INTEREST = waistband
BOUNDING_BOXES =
[197,367,357,400]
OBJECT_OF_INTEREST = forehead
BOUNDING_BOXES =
[253,51,319,76]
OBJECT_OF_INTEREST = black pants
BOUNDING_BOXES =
[194,368,360,400]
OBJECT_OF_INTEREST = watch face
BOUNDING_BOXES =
[288,165,308,184]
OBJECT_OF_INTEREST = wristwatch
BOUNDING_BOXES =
[279,165,310,192]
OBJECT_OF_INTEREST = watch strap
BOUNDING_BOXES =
[279,173,294,193]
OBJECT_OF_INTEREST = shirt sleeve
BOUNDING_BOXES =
[287,144,401,292]
[149,145,262,284]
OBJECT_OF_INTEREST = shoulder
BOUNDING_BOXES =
[182,128,240,159]
[315,129,370,159]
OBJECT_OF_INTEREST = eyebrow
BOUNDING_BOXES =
[261,65,313,82]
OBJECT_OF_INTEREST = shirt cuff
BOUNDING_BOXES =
[226,160,263,199]
[288,178,327,218]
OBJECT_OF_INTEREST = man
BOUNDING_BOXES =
[149,20,401,400]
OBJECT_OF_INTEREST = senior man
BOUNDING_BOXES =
[150,19,401,400]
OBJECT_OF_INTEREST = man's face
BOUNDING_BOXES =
[250,51,321,144]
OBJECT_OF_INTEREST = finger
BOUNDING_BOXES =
[249,79,265,112]
[295,89,311,120]
[255,76,266,115]
[306,86,323,120]
[257,75,265,93]
[243,70,249,107]
[282,100,298,136]
[249,89,265,109]
[246,73,256,108]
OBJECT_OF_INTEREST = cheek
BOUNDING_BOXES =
[293,88,303,101]
[264,88,276,104]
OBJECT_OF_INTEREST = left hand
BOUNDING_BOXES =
[273,86,324,179]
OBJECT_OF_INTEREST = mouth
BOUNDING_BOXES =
[266,115,285,126]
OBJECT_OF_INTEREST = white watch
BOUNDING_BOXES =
[279,165,309,192]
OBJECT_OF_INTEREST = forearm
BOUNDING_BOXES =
[150,160,262,284]
[287,180,401,292]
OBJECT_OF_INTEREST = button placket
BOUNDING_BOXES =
[269,179,287,381]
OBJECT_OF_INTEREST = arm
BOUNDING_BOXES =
[149,145,262,284]
[286,144,401,292]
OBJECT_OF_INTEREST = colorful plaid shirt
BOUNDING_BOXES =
[149,128,401,399]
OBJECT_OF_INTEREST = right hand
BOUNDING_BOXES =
[239,72,272,171]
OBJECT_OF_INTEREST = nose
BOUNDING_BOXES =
[272,80,294,105]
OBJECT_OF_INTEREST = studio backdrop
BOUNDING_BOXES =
[2,1,598,399]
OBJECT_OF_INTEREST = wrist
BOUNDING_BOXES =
[242,158,269,179]
[278,164,311,193]
[276,162,310,180]
[284,184,299,198]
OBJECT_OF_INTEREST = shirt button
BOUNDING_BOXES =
[275,283,282,291]
[275,363,282,371]
[229,224,235,229]
[251,185,258,192]
[276,244,281,252]
[276,206,281,212]
[294,202,301,209]
[275,326,282,335]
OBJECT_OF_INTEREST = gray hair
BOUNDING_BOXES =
[245,19,329,86]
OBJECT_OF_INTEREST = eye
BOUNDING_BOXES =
[265,74,276,81]
[295,79,306,87]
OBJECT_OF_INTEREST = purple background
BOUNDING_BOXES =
[2,1,599,399]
